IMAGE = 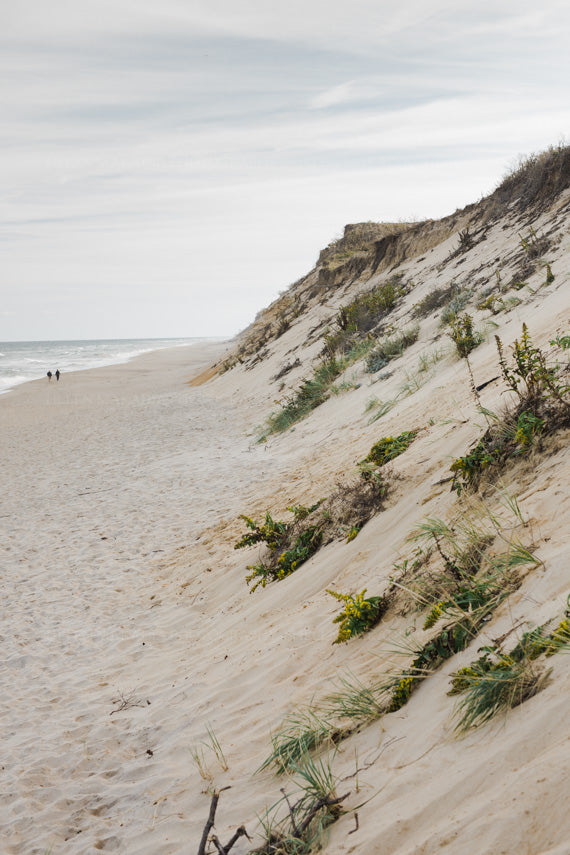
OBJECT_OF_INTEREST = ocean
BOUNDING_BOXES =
[0,337,210,394]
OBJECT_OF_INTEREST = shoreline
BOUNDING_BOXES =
[0,336,230,397]
[0,337,231,401]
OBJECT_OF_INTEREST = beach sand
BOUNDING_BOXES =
[2,198,570,855]
[0,340,271,854]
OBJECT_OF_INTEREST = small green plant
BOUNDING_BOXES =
[267,359,345,433]
[261,709,341,774]
[495,324,558,405]
[330,377,359,395]
[327,589,387,643]
[367,399,397,424]
[190,744,214,788]
[440,288,471,325]
[204,724,229,771]
[361,430,418,467]
[450,435,498,492]
[545,617,570,654]
[235,512,288,551]
[235,504,323,591]
[504,596,570,659]
[450,408,543,493]
[365,325,420,373]
[514,410,544,447]
[345,525,360,542]
[256,751,347,855]
[450,326,570,493]
[477,294,504,314]
[414,284,459,318]
[190,725,229,786]
[448,313,483,358]
[550,333,570,350]
[323,672,386,721]
[519,227,549,259]
[275,527,323,579]
[237,471,389,591]
[337,280,402,334]
[450,647,549,732]
[545,263,555,284]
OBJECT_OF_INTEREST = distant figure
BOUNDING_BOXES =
[55,369,60,381]
[47,371,52,382]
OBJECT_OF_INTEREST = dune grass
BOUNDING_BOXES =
[256,750,347,855]
[450,324,570,493]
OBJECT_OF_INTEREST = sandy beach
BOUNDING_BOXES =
[2,170,570,855]
[1,340,274,853]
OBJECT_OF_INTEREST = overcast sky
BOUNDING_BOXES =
[1,1,569,341]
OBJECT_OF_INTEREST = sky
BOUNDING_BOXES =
[1,1,569,341]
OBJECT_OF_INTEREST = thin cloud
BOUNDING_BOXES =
[1,1,569,340]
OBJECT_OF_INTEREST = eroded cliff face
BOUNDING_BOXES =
[214,145,570,382]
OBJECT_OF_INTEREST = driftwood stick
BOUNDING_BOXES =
[210,836,227,855]
[348,812,359,835]
[223,826,251,852]
[280,788,301,839]
[211,824,250,855]
[197,787,231,855]
[297,792,349,836]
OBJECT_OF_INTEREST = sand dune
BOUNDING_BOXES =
[2,162,570,854]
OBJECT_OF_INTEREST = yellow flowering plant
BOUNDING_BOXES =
[327,588,387,644]
[362,430,418,468]
[236,503,323,592]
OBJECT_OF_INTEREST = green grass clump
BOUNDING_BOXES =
[257,751,347,855]
[413,284,460,318]
[387,578,511,712]
[323,673,386,721]
[262,673,387,775]
[267,359,345,433]
[327,589,388,643]
[236,469,389,591]
[449,633,552,732]
[260,709,341,775]
[235,504,323,592]
[364,325,420,373]
[362,430,418,468]
[450,325,570,493]
[439,288,471,325]
[451,654,548,731]
[337,280,401,334]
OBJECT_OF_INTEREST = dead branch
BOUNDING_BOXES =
[280,788,301,839]
[297,792,350,837]
[197,787,231,855]
[211,826,251,855]
[348,812,359,834]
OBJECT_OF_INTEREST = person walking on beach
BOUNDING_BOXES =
[47,371,52,382]
[55,369,60,381]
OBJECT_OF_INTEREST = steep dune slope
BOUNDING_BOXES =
[187,146,570,855]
